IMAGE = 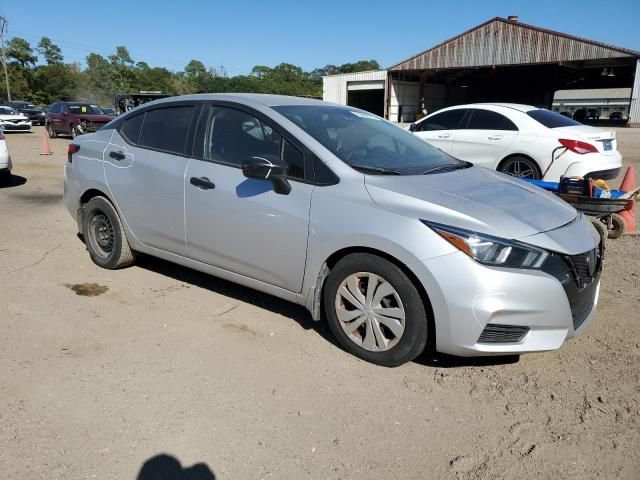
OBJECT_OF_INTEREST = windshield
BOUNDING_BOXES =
[273,105,464,175]
[0,106,18,115]
[14,102,36,109]
[69,104,104,115]
[527,109,582,128]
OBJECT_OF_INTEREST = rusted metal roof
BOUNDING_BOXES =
[389,17,640,71]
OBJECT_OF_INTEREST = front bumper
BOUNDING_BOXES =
[1,122,32,132]
[412,249,599,357]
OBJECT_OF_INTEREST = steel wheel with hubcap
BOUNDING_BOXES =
[47,123,57,138]
[499,156,541,179]
[335,272,405,352]
[324,253,429,367]
[82,196,135,269]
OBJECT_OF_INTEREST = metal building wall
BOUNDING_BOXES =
[630,60,640,126]
[322,70,387,105]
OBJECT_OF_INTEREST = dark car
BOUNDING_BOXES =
[559,111,572,118]
[587,109,600,120]
[101,107,118,119]
[609,111,625,121]
[4,100,46,125]
[46,101,112,139]
[573,109,588,122]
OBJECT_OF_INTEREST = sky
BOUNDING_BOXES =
[1,0,639,75]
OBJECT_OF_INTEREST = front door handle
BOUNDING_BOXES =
[488,135,504,140]
[437,133,451,139]
[190,176,215,190]
[109,150,125,160]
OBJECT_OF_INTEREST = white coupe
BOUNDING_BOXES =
[409,103,622,181]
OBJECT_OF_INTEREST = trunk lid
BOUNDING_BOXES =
[554,125,617,154]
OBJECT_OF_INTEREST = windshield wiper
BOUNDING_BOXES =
[350,164,404,175]
[421,161,473,175]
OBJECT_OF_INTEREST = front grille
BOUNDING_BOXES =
[478,324,530,344]
[564,246,602,289]
[571,286,597,330]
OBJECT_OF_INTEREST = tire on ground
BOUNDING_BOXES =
[82,196,135,269]
[498,155,542,179]
[323,253,429,367]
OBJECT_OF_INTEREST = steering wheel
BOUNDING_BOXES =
[344,141,369,161]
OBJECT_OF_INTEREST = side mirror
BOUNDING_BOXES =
[242,155,291,195]
[409,123,418,132]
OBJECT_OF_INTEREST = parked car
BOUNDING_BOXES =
[572,109,588,122]
[559,111,572,118]
[4,100,46,125]
[64,94,603,366]
[0,106,32,132]
[587,109,600,120]
[101,107,118,119]
[46,101,111,139]
[0,129,12,181]
[609,111,625,121]
[409,103,622,181]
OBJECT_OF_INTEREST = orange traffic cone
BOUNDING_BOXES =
[40,128,53,155]
[619,166,636,234]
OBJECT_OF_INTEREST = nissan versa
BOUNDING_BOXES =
[63,94,603,367]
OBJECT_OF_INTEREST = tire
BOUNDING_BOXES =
[82,196,135,269]
[323,253,429,367]
[47,123,57,138]
[498,156,541,179]
[608,213,626,239]
[0,170,10,184]
[70,124,79,139]
[591,218,607,246]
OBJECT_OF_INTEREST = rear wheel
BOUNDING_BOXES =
[323,253,429,367]
[82,196,135,269]
[70,124,79,139]
[608,213,626,239]
[47,123,57,138]
[498,156,541,179]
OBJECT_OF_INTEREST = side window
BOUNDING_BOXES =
[419,109,466,131]
[203,106,281,167]
[465,110,518,131]
[61,104,70,113]
[48,104,58,113]
[282,139,304,179]
[121,113,145,144]
[138,106,195,155]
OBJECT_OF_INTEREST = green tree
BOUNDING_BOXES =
[37,37,63,65]
[6,38,37,67]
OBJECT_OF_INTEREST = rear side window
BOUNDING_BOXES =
[465,109,518,131]
[419,109,466,131]
[49,104,60,113]
[527,109,582,128]
[121,113,144,144]
[138,106,195,155]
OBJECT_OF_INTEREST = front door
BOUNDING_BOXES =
[103,105,197,255]
[184,105,313,292]
[413,108,467,154]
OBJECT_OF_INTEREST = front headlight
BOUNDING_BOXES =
[422,221,549,269]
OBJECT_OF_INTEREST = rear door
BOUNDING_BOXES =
[104,104,198,256]
[184,104,313,292]
[451,109,519,168]
[413,109,467,153]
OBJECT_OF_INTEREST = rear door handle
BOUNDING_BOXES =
[190,176,215,190]
[109,150,125,160]
[437,133,451,139]
[488,135,504,140]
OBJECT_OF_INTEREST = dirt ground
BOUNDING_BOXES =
[1,126,639,480]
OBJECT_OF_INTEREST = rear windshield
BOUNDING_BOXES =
[527,109,582,128]
[69,104,104,115]
[273,105,461,175]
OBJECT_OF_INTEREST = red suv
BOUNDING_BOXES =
[46,101,112,139]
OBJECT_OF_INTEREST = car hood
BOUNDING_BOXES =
[20,108,44,114]
[364,166,577,239]
[0,114,29,121]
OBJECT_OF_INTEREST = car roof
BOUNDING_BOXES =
[146,93,333,108]
[444,103,539,113]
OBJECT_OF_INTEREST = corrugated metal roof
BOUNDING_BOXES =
[389,17,640,71]
[554,88,632,100]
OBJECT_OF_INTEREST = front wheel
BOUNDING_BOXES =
[70,124,79,139]
[82,196,135,269]
[498,156,541,179]
[323,253,429,367]
[46,123,57,138]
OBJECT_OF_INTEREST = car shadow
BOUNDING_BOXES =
[414,351,520,368]
[135,254,338,346]
[137,454,215,480]
[0,174,27,189]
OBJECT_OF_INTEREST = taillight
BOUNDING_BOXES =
[558,138,598,154]
[68,144,80,163]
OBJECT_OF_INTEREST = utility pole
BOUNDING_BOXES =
[0,16,10,102]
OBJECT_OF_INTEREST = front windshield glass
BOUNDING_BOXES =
[0,106,18,115]
[273,105,465,175]
[69,104,104,115]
